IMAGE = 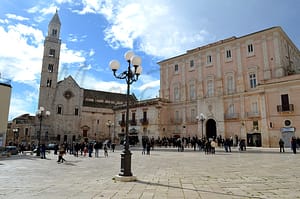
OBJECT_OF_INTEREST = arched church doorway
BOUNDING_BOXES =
[206,119,217,139]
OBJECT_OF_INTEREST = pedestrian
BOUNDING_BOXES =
[210,140,216,154]
[41,143,46,159]
[94,142,99,158]
[146,140,151,155]
[57,144,66,163]
[88,143,93,157]
[291,136,297,154]
[142,137,147,155]
[111,143,116,152]
[104,144,108,157]
[279,138,285,152]
[54,143,58,155]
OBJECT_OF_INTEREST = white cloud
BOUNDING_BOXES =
[74,0,209,58]
[0,24,44,84]
[60,43,86,64]
[9,90,38,120]
[5,14,29,21]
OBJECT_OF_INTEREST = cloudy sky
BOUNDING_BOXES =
[1,0,299,120]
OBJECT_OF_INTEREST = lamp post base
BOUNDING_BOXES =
[114,174,137,182]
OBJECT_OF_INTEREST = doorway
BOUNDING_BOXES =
[206,119,217,139]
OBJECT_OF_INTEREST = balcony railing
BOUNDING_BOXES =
[170,118,183,124]
[246,111,261,118]
[277,104,294,112]
[130,120,137,126]
[118,120,126,127]
[224,113,240,120]
[140,118,149,125]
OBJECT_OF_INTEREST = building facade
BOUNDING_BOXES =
[113,98,170,144]
[158,27,300,147]
[0,75,12,146]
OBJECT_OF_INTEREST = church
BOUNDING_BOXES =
[37,11,137,144]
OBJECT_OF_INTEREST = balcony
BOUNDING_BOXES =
[170,118,183,124]
[246,111,261,118]
[224,113,240,120]
[140,118,149,126]
[277,104,294,112]
[118,120,126,127]
[130,120,137,126]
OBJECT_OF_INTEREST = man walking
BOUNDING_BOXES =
[279,138,285,153]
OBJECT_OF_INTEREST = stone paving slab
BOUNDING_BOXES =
[0,147,299,199]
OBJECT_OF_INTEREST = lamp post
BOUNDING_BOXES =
[196,113,206,139]
[109,50,142,181]
[12,128,19,145]
[106,120,114,141]
[36,106,50,156]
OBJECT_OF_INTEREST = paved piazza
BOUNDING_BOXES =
[0,147,299,199]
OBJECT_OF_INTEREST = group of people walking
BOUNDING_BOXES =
[54,141,114,163]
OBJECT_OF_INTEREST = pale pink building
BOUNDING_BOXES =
[158,27,300,147]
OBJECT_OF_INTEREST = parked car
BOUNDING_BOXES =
[5,146,18,155]
[46,143,56,150]
[0,146,9,157]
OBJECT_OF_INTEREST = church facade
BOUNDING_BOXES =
[37,11,136,145]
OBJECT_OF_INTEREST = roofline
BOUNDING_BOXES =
[157,26,297,64]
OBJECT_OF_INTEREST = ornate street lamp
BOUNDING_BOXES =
[106,120,114,141]
[109,51,142,181]
[12,128,19,145]
[196,113,206,139]
[36,106,50,156]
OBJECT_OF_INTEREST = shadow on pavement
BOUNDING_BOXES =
[136,179,265,199]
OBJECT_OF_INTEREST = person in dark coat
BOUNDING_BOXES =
[291,136,297,154]
[279,138,285,153]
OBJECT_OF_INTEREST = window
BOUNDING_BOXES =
[122,113,125,121]
[143,111,147,119]
[253,120,258,130]
[189,83,196,100]
[64,135,67,142]
[75,108,79,116]
[207,55,212,64]
[52,29,57,36]
[249,73,257,88]
[47,79,52,87]
[131,112,136,121]
[207,80,214,97]
[229,104,234,114]
[174,64,179,72]
[191,108,196,121]
[174,86,180,101]
[227,76,234,94]
[57,105,62,114]
[190,60,194,68]
[48,64,54,73]
[247,44,254,55]
[226,50,232,58]
[281,94,290,111]
[251,102,258,113]
[175,111,180,121]
[49,49,55,57]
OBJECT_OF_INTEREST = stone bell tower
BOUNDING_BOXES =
[38,10,61,112]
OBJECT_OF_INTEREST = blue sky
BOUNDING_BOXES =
[1,0,300,120]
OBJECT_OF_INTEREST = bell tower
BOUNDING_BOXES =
[38,10,61,111]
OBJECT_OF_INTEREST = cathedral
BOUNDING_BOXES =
[37,11,136,144]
